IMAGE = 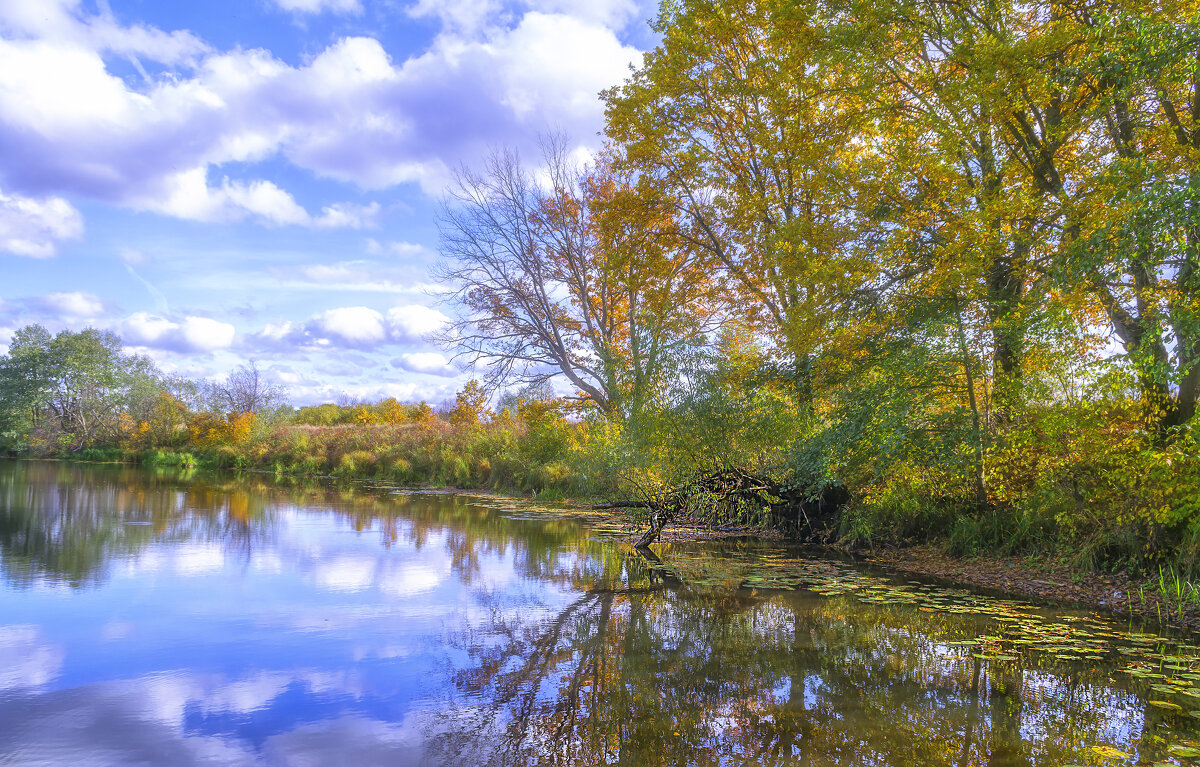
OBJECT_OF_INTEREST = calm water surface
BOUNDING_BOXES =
[1,459,1198,766]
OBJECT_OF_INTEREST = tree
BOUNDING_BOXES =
[1062,4,1200,430]
[434,136,721,414]
[876,0,1200,432]
[0,325,167,451]
[0,325,55,450]
[450,379,490,426]
[604,0,880,404]
[210,361,286,415]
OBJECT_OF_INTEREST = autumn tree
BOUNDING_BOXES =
[605,0,880,405]
[872,0,1200,432]
[435,136,720,414]
[1061,2,1200,430]
[450,379,490,426]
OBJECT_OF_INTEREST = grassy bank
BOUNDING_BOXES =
[39,395,1200,632]
[67,402,622,501]
[53,395,1200,580]
[7,356,1198,596]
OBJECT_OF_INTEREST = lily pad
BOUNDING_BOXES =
[1090,745,1131,759]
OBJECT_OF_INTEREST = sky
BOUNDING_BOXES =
[0,0,657,405]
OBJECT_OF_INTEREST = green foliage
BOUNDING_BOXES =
[0,325,168,453]
[73,447,132,463]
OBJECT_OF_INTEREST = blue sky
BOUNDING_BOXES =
[0,0,656,404]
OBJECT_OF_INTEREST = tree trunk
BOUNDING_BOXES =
[954,297,989,508]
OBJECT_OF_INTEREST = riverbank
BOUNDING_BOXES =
[864,545,1200,633]
[664,520,1200,632]
[622,516,1200,632]
[37,453,1200,632]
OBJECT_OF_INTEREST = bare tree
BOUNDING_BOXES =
[434,136,721,413]
[211,361,286,414]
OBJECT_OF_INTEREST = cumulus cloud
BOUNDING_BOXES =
[0,4,642,218]
[406,0,506,35]
[386,305,451,342]
[392,352,459,377]
[142,170,304,226]
[141,169,375,228]
[312,201,380,229]
[41,290,102,317]
[0,0,210,66]
[120,312,236,352]
[253,304,449,351]
[312,306,388,346]
[0,188,83,257]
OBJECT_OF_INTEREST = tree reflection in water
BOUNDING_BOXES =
[0,459,1191,766]
[449,550,1173,766]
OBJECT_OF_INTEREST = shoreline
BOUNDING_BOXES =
[24,456,1200,633]
[861,544,1200,633]
[636,519,1200,633]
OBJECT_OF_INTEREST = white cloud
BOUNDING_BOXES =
[256,319,302,347]
[121,312,235,352]
[271,260,437,294]
[222,178,310,226]
[146,169,320,227]
[496,13,639,120]
[253,303,449,351]
[365,239,427,258]
[386,305,450,342]
[313,201,380,229]
[529,0,642,29]
[285,379,457,406]
[407,0,645,34]
[393,352,459,377]
[179,317,237,351]
[0,188,83,257]
[407,0,506,34]
[0,0,210,66]
[131,168,379,229]
[273,0,363,14]
[0,6,642,214]
[42,290,102,317]
[312,306,387,346]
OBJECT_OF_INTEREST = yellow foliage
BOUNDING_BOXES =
[378,398,407,425]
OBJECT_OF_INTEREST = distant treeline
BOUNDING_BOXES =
[0,325,600,497]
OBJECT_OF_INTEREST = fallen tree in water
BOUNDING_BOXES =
[598,468,850,549]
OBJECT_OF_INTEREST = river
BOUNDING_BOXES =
[0,459,1197,765]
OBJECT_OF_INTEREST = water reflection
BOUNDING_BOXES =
[0,459,1197,766]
